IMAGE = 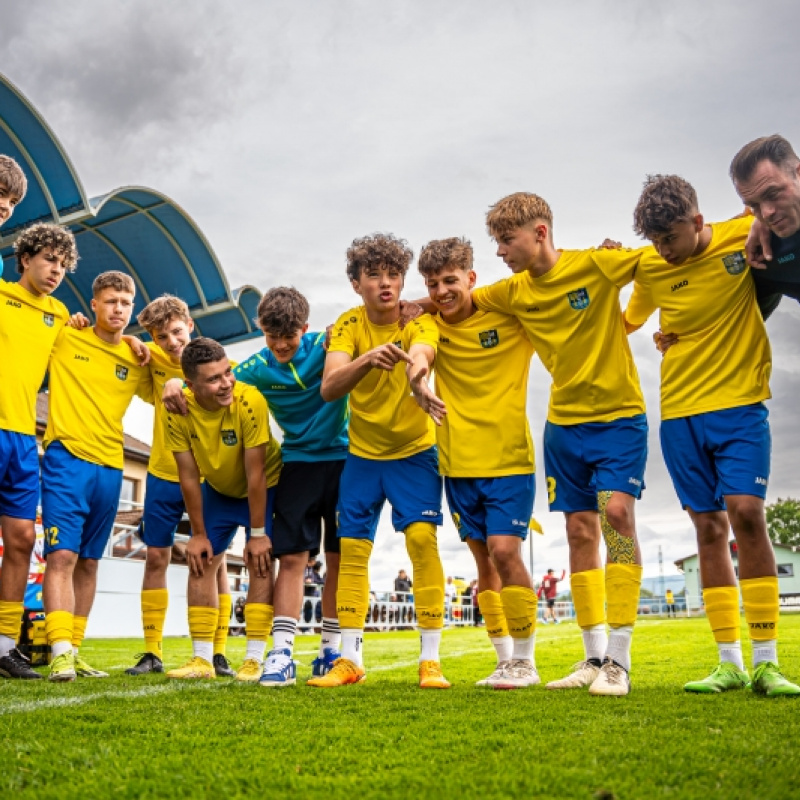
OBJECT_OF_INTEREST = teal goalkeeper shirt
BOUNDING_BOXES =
[233,332,349,462]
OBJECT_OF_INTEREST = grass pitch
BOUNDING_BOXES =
[2,617,800,800]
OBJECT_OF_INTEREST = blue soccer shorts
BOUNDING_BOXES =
[41,442,123,559]
[660,403,770,513]
[337,447,443,541]
[544,414,648,512]
[138,473,186,548]
[445,474,535,542]
[202,482,276,556]
[0,429,39,520]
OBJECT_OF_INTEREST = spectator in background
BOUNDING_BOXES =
[665,588,676,618]
[470,579,481,626]
[394,569,412,600]
[537,569,566,624]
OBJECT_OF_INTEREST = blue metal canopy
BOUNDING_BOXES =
[0,72,262,345]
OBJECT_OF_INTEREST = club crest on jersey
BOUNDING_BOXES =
[221,429,238,446]
[479,329,499,348]
[723,252,746,275]
[115,365,129,381]
[42,312,55,327]
[567,288,590,310]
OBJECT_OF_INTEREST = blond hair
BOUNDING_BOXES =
[486,192,553,239]
[137,294,191,333]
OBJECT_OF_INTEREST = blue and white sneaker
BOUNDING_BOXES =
[311,647,342,677]
[259,648,296,687]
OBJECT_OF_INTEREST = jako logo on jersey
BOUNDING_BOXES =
[628,477,642,487]
[479,329,499,348]
[526,306,540,312]
[567,288,590,310]
[271,385,288,390]
[42,312,54,327]
[755,477,768,486]
[221,429,238,446]
[74,354,89,362]
[421,510,438,517]
[6,299,21,308]
[723,252,747,275]
[115,365,129,380]
[439,335,450,344]
[511,519,526,527]
[777,252,795,264]
[671,280,688,292]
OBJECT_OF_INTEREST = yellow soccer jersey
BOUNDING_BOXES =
[144,342,185,482]
[164,381,281,498]
[434,309,535,478]
[44,327,151,469]
[328,306,438,460]
[473,248,646,425]
[624,217,771,420]
[0,279,69,436]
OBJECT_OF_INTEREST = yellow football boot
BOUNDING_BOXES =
[166,656,216,679]
[419,660,451,689]
[236,658,263,683]
[307,657,365,687]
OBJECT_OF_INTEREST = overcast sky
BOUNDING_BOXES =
[4,0,799,590]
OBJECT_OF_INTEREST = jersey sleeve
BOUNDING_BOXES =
[472,278,512,314]
[624,276,657,329]
[591,246,647,289]
[164,410,192,453]
[241,386,271,449]
[136,366,155,405]
[327,311,358,356]
[232,351,268,389]
[405,313,439,351]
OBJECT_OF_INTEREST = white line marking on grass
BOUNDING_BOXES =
[1,681,221,716]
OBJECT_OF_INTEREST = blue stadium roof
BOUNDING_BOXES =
[0,72,262,345]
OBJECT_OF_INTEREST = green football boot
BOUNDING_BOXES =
[751,661,800,697]
[684,661,750,693]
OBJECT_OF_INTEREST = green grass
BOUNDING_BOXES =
[2,617,800,800]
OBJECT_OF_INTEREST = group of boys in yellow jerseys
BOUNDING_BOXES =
[1,130,799,697]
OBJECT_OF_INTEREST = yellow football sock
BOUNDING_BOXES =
[71,616,88,650]
[500,585,537,638]
[606,563,642,628]
[740,576,779,642]
[571,568,605,629]
[142,588,168,658]
[244,603,273,641]
[0,600,23,642]
[45,610,74,648]
[337,538,373,629]
[188,606,218,642]
[477,590,508,639]
[405,522,445,630]
[214,594,232,655]
[703,586,741,643]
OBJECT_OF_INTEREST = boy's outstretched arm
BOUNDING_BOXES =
[406,343,446,426]
[321,346,412,401]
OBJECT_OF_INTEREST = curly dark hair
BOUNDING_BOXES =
[633,175,698,239]
[417,237,473,278]
[346,233,413,282]
[256,286,309,336]
[181,336,227,380]
[13,222,78,274]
